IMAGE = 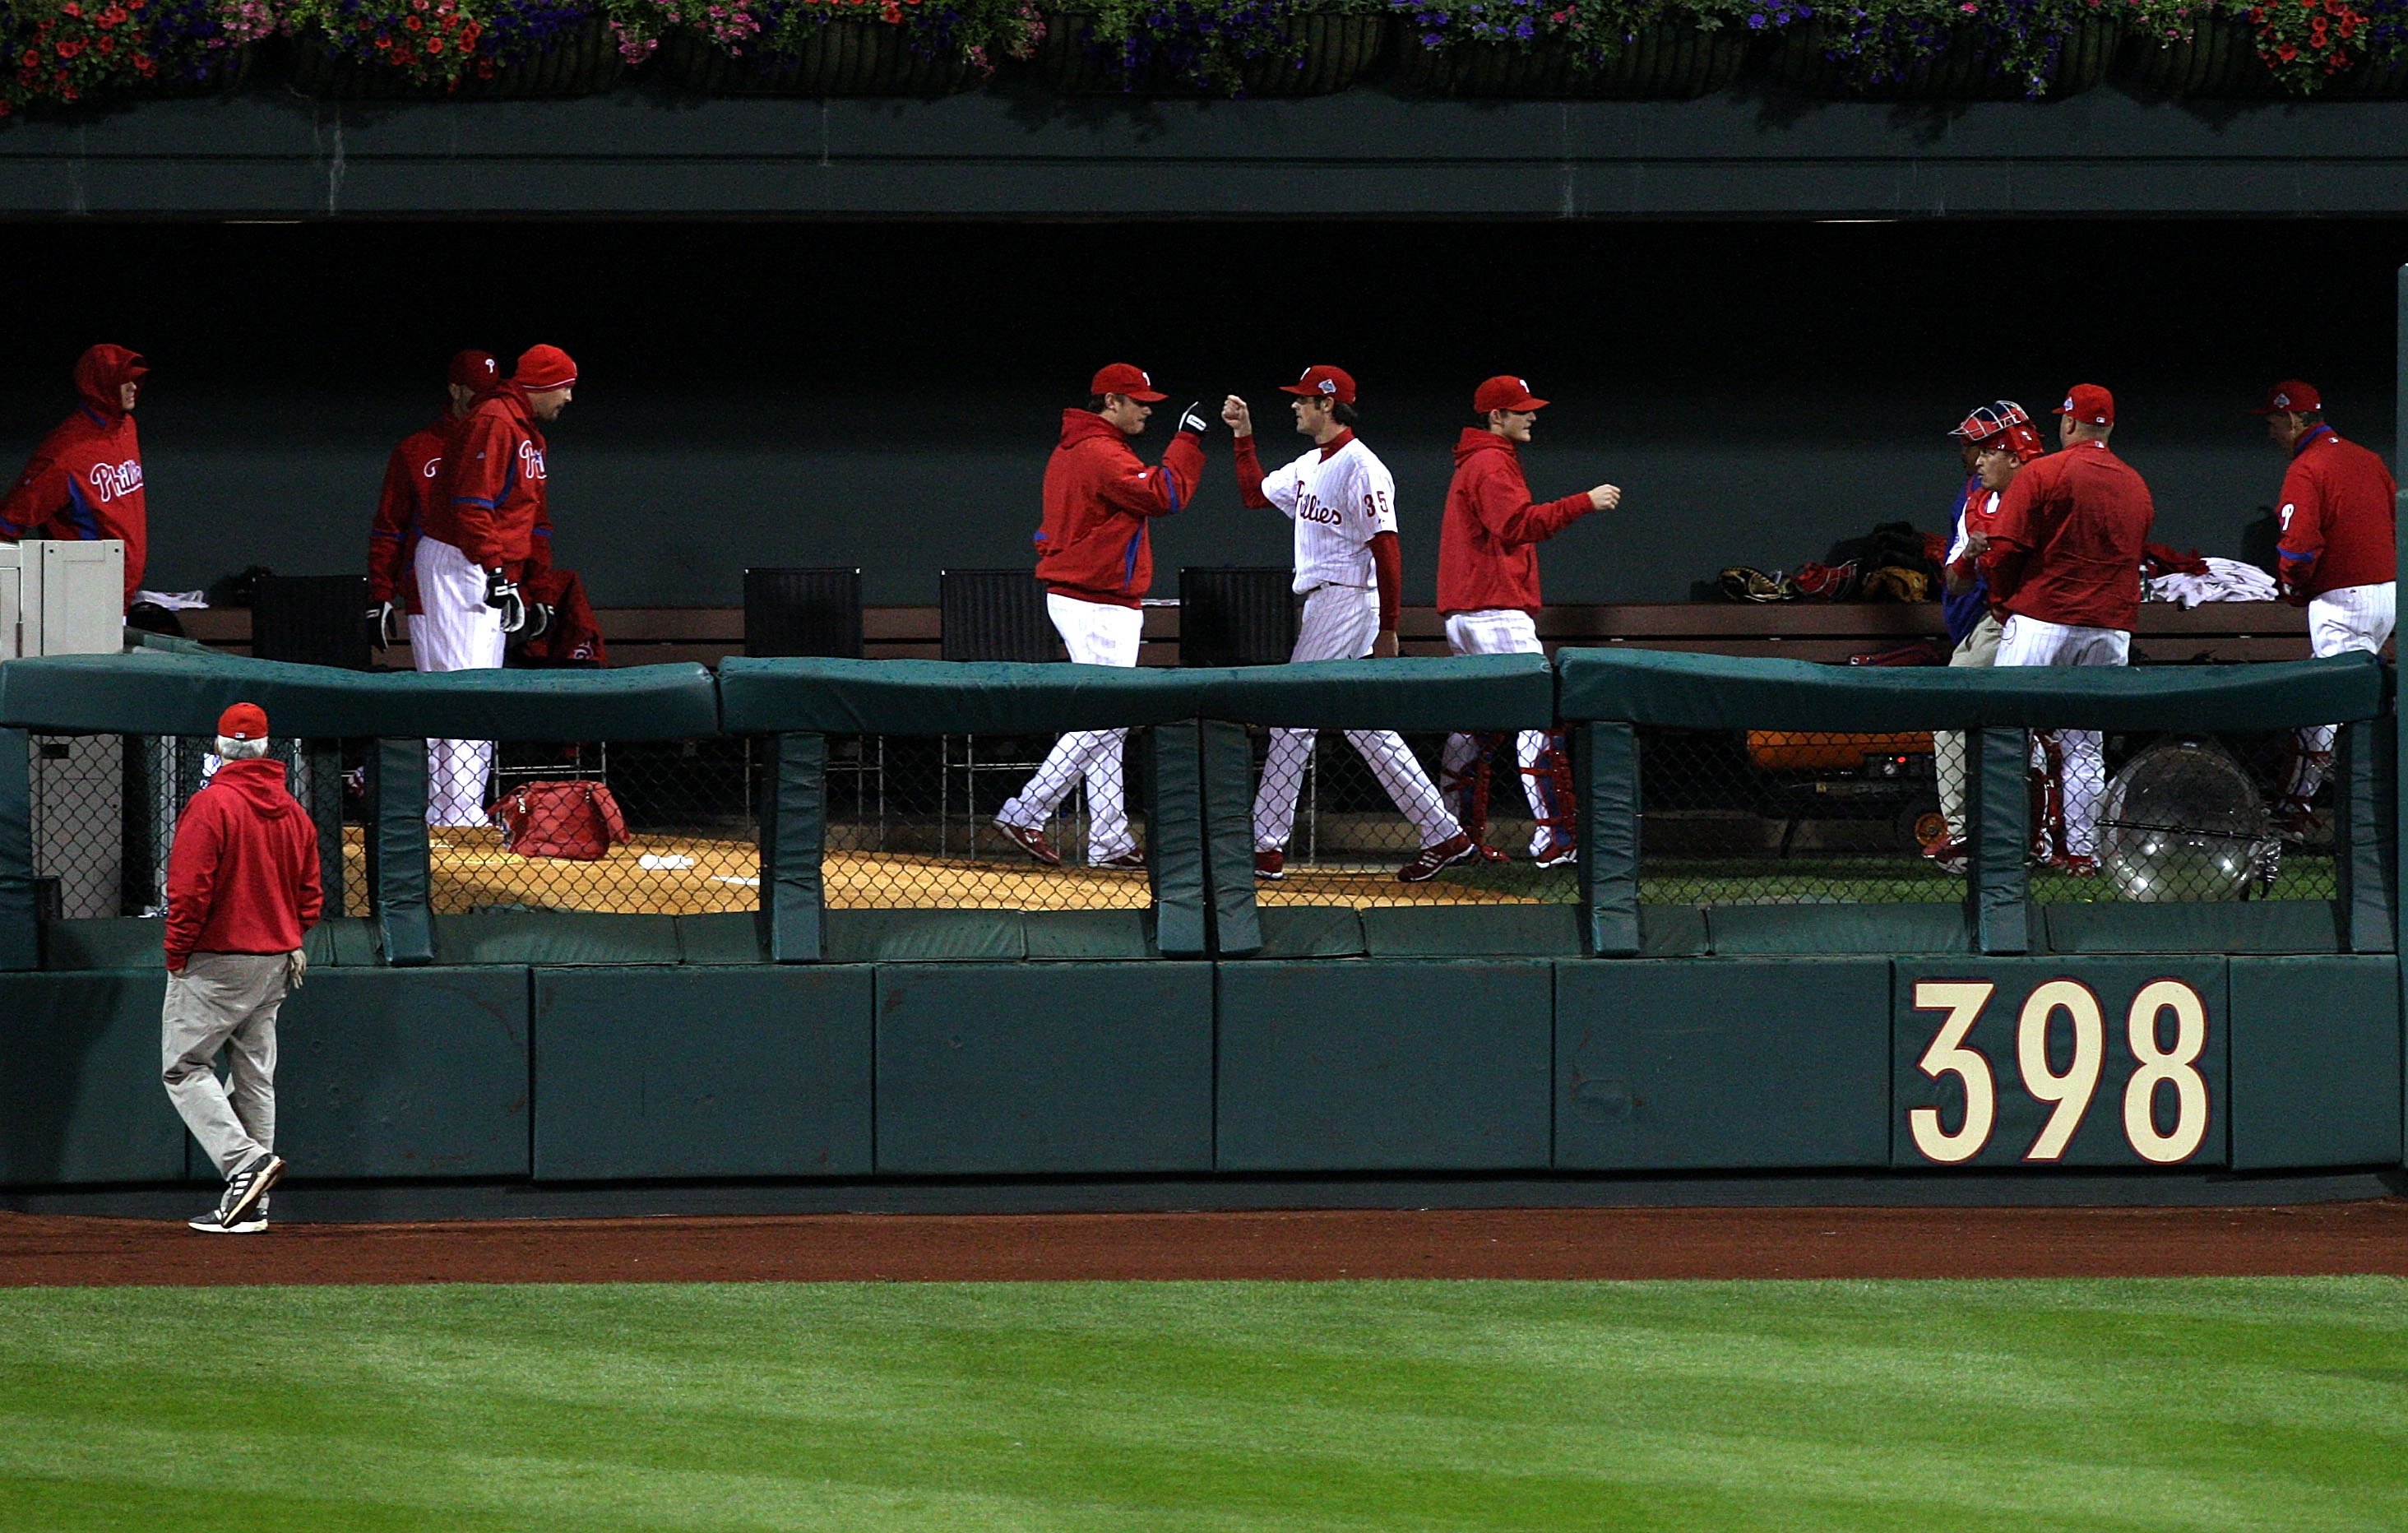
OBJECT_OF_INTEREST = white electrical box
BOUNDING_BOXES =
[0,539,123,658]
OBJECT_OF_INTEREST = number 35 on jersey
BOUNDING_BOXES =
[1894,964,2226,1168]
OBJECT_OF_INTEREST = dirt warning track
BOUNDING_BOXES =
[5,1202,2407,1287]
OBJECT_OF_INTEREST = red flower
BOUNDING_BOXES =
[2277,41,2298,58]
[95,35,112,53]
[53,38,81,57]
[404,15,422,29]
[17,49,35,66]
[881,0,901,19]
[373,34,391,47]
[476,58,494,76]
[424,35,441,52]
[60,2,81,16]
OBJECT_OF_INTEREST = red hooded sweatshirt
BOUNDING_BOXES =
[1437,428,1594,616]
[1033,409,1204,609]
[0,345,149,606]
[163,757,324,971]
[368,417,450,613]
[424,384,549,576]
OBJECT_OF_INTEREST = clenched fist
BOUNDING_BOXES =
[1221,395,1253,438]
[1587,484,1623,512]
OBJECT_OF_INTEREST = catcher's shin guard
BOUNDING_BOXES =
[1524,731,1580,858]
[2278,726,2336,805]
[1440,732,1501,849]
[2027,730,2067,864]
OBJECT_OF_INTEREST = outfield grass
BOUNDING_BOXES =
[2,1278,2402,1531]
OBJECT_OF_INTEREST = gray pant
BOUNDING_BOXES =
[161,951,289,1179]
[1933,612,2003,841]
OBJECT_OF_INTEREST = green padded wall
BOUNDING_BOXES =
[1554,958,1891,1170]
[271,968,530,1179]
[2228,956,2402,1169]
[1216,961,1553,1171]
[0,728,33,972]
[534,966,873,1180]
[0,971,184,1185]
[874,963,1212,1174]
[1891,957,2229,1169]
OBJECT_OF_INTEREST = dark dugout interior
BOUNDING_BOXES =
[2,218,2400,608]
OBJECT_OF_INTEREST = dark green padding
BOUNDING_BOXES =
[1362,904,1581,957]
[2041,901,2342,955]
[1146,723,1206,958]
[1021,910,1157,960]
[675,913,768,966]
[533,966,873,1180]
[717,654,1553,734]
[430,911,683,966]
[0,651,719,740]
[1707,903,1970,956]
[1216,961,1553,1171]
[763,732,825,963]
[1579,722,1639,956]
[1554,958,1890,1169]
[1637,906,1710,956]
[1199,720,1262,956]
[0,970,184,1185]
[873,963,1212,1174]
[42,916,379,971]
[822,909,1026,963]
[0,727,33,971]
[2227,956,2401,1169]
[374,738,433,967]
[272,967,530,1179]
[1244,906,1367,958]
[1890,957,2229,1169]
[1556,648,2384,732]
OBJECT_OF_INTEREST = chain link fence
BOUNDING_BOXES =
[1634,723,2336,906]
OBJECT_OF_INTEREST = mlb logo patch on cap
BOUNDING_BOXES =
[1279,365,1358,405]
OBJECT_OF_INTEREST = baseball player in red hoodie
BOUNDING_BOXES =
[163,703,323,1234]
[0,344,150,609]
[417,343,577,826]
[1435,376,1621,867]
[2254,379,2396,836]
[1225,366,1475,883]
[995,364,1208,868]
[1979,384,2156,873]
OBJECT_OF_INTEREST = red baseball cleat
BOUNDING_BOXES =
[1092,849,1146,870]
[2049,854,2100,878]
[1254,850,1285,882]
[995,822,1063,868]
[1397,832,1479,883]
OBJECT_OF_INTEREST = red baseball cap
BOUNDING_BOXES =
[217,702,268,742]
[2254,379,2322,415]
[2054,384,2114,427]
[1278,365,1358,405]
[513,345,578,392]
[1089,364,1166,402]
[447,350,498,391]
[1474,375,1549,413]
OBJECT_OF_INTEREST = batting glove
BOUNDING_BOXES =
[365,600,397,651]
[1177,401,1212,436]
[483,571,528,634]
[525,603,555,641]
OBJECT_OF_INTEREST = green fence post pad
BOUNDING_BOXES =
[1890,956,2229,1169]
[1216,960,1554,1171]
[272,967,530,1179]
[822,909,1026,963]
[534,966,873,1180]
[1706,903,1970,956]
[1244,905,1366,958]
[675,913,769,966]
[430,910,683,966]
[1361,904,1581,957]
[1637,906,1710,956]
[2228,956,2402,1169]
[2041,901,2342,955]
[1555,957,1891,1170]
[873,963,1212,1174]
[1021,910,1159,960]
[0,970,184,1185]
[0,727,33,972]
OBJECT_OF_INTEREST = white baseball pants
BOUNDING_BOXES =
[410,535,506,829]
[1932,612,2003,841]
[996,594,1142,864]
[1440,609,1561,856]
[1253,584,1461,853]
[1995,615,2130,858]
[2290,581,2396,800]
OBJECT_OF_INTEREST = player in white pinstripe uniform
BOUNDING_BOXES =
[1224,367,1477,884]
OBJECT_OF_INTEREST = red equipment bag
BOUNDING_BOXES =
[492,780,631,861]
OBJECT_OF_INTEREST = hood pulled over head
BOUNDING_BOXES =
[74,345,147,418]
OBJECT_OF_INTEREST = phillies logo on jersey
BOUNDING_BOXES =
[86,459,142,503]
[420,456,442,479]
[1295,492,1343,527]
[518,440,547,479]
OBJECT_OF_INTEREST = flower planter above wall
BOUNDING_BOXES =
[2119,15,2284,96]
[1767,16,2120,101]
[655,21,977,95]
[1027,7,1388,95]
[1395,21,1747,99]
[284,15,624,99]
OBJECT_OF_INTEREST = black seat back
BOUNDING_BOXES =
[939,569,1055,663]
[1178,567,1297,667]
[744,567,865,659]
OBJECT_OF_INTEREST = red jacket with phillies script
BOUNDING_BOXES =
[0,345,149,606]
[1980,438,2155,631]
[2276,426,2396,597]
[368,418,448,614]
[1033,409,1203,609]
[1437,428,1593,616]
[424,385,549,575]
[163,757,324,972]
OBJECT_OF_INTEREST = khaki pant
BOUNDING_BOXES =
[161,951,290,1178]
[1933,613,2003,841]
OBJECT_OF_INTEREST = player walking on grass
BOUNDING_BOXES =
[1924,401,2045,873]
[1225,367,1475,884]
[1980,384,2155,875]
[163,703,322,1234]
[995,364,1208,868]
[2253,379,2396,840]
[1434,375,1620,868]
